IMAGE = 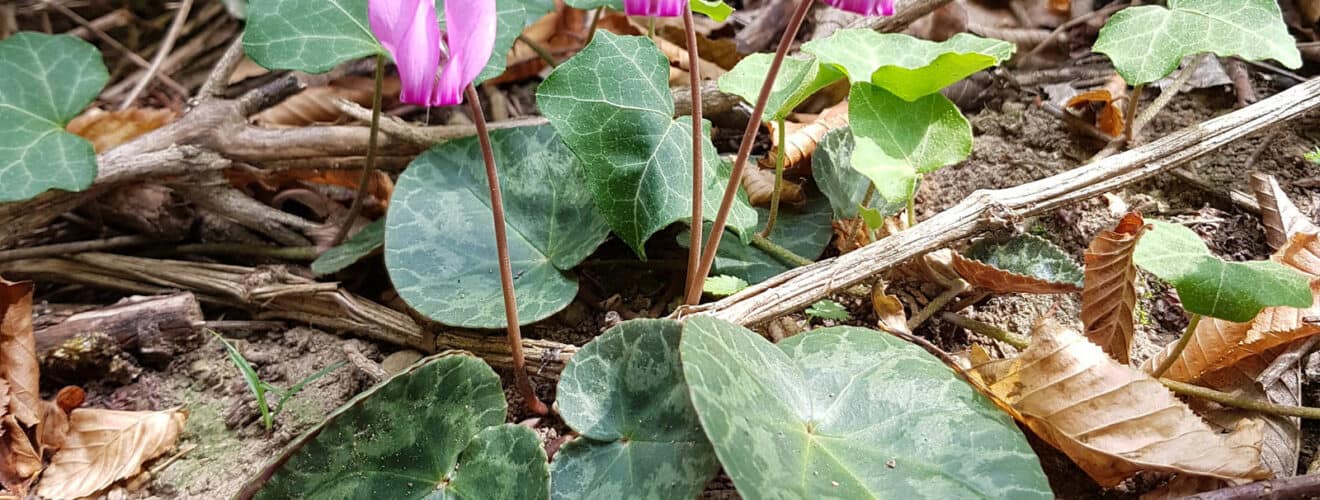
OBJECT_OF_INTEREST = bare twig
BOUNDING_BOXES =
[198,34,246,100]
[1184,473,1320,500]
[689,77,1320,326]
[1131,53,1210,141]
[40,0,188,95]
[1024,3,1125,64]
[120,0,194,109]
[0,235,156,263]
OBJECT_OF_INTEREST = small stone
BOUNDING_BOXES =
[886,458,897,469]
[381,350,424,375]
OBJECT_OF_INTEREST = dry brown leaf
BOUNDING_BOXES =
[1081,212,1149,364]
[740,166,804,207]
[66,108,176,153]
[1298,0,1320,23]
[1196,342,1307,479]
[252,76,402,127]
[490,2,587,85]
[35,400,69,455]
[980,319,1270,486]
[0,415,39,496]
[1048,0,1071,15]
[758,100,850,175]
[1143,233,1320,383]
[1251,173,1318,252]
[226,168,395,210]
[0,280,37,428]
[870,283,910,335]
[37,408,186,500]
[1066,89,1126,138]
[949,252,1083,294]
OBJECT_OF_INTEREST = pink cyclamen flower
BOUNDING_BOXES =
[369,0,496,106]
[820,0,895,16]
[623,0,688,17]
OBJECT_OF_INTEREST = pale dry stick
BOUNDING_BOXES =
[683,6,706,304]
[198,34,246,100]
[691,77,1320,326]
[906,280,968,331]
[120,0,194,109]
[40,0,189,96]
[465,84,549,416]
[0,235,156,263]
[688,0,814,305]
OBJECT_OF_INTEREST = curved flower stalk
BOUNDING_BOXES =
[686,0,894,305]
[360,0,547,414]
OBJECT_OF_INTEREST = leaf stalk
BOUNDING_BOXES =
[683,6,706,304]
[761,117,788,238]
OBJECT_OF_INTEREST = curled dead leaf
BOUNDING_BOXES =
[758,100,850,176]
[1251,173,1318,252]
[950,243,1084,294]
[1081,212,1149,364]
[37,408,187,500]
[67,108,176,153]
[980,319,1270,486]
[252,76,401,127]
[870,282,910,335]
[1066,89,1126,138]
[0,280,37,427]
[741,166,804,207]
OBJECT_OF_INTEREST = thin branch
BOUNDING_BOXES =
[120,0,194,109]
[0,235,156,263]
[1131,53,1211,141]
[41,0,188,95]
[199,34,246,100]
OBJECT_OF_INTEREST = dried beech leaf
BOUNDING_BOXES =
[951,235,1084,294]
[1196,343,1305,479]
[66,108,176,153]
[758,100,850,175]
[1081,212,1149,364]
[983,319,1269,486]
[1251,173,1318,252]
[740,166,804,207]
[870,284,910,335]
[1144,233,1320,382]
[0,280,37,427]
[35,400,69,455]
[1066,89,1125,137]
[0,415,39,496]
[37,408,186,500]
[490,4,587,85]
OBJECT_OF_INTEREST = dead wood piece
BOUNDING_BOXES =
[87,184,194,241]
[1186,471,1320,499]
[737,0,796,54]
[692,77,1320,326]
[437,332,576,381]
[35,293,203,363]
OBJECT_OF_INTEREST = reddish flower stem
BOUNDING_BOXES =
[330,54,385,247]
[465,85,548,416]
[684,0,814,305]
[683,6,705,304]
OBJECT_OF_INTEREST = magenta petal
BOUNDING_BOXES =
[623,0,688,17]
[370,0,441,106]
[434,0,497,106]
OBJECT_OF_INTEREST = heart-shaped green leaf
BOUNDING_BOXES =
[1094,0,1301,85]
[803,31,1014,101]
[386,124,609,329]
[811,127,905,220]
[680,317,1052,498]
[243,0,523,82]
[691,0,735,21]
[552,319,718,500]
[1134,220,1312,322]
[245,354,549,499]
[805,299,849,321]
[0,33,107,203]
[538,32,756,258]
[718,54,844,121]
[312,219,384,276]
[849,83,971,206]
[703,275,748,297]
[678,189,833,284]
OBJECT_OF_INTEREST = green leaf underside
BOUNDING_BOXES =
[243,0,523,83]
[552,320,719,500]
[1134,220,1312,322]
[812,127,905,219]
[691,0,735,21]
[803,31,1015,101]
[0,33,107,202]
[719,54,844,121]
[386,125,609,329]
[965,235,1084,289]
[251,354,548,499]
[704,275,749,297]
[312,219,384,276]
[1093,0,1301,85]
[538,32,755,258]
[678,188,834,284]
[849,83,971,206]
[805,300,850,321]
[680,317,1052,499]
